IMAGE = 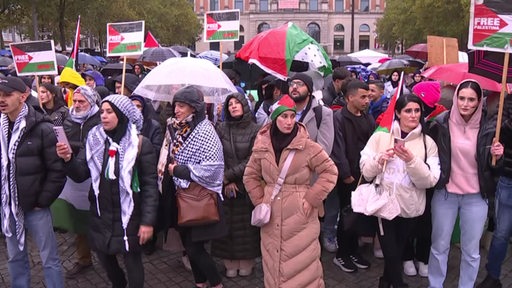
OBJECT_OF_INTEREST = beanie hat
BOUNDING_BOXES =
[289,73,313,93]
[113,73,140,93]
[74,85,100,106]
[60,67,86,87]
[412,81,441,108]
[173,86,206,116]
[102,94,143,132]
[270,94,296,121]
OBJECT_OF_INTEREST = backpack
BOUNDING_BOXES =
[313,105,323,129]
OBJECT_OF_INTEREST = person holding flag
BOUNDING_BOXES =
[360,85,440,287]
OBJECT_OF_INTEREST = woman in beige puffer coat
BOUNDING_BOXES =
[243,95,338,288]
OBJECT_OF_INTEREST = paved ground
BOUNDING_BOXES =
[0,232,511,288]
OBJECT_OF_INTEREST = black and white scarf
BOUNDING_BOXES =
[86,123,139,251]
[0,104,28,250]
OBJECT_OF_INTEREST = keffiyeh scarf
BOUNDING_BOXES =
[86,123,139,251]
[171,119,225,199]
[0,104,28,251]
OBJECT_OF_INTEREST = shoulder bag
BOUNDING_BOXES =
[176,182,220,227]
[251,150,295,227]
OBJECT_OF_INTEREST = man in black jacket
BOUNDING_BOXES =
[331,80,375,273]
[477,95,512,288]
[0,77,66,287]
[322,67,351,107]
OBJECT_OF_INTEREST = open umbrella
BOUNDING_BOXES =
[0,56,13,67]
[55,53,68,66]
[100,62,133,77]
[377,59,416,75]
[197,50,229,66]
[170,45,196,57]
[139,47,180,63]
[236,22,332,79]
[337,55,363,66]
[468,50,512,83]
[422,62,501,92]
[133,57,237,103]
[405,43,428,61]
[77,52,102,66]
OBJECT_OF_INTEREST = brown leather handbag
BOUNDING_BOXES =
[176,182,220,227]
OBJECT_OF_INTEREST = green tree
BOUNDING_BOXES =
[376,0,470,53]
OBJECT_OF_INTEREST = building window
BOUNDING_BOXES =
[235,0,243,10]
[235,35,245,51]
[235,25,244,51]
[260,0,268,12]
[257,22,271,33]
[310,0,318,11]
[210,0,218,10]
[359,35,370,50]
[210,42,220,51]
[335,0,344,12]
[334,24,344,32]
[334,35,344,51]
[307,23,321,43]
[360,0,369,12]
[359,24,370,32]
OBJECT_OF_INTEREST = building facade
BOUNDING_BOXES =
[194,0,386,56]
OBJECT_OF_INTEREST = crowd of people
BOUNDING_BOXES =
[0,59,510,288]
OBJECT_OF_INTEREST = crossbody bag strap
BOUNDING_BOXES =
[270,150,296,202]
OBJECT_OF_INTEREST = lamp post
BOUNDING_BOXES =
[350,0,355,52]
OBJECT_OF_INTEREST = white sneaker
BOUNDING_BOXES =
[403,260,417,276]
[321,236,338,253]
[417,261,428,277]
[373,248,384,259]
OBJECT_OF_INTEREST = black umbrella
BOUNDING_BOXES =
[139,47,180,62]
[468,50,512,83]
[170,45,196,57]
[377,59,416,75]
[100,63,133,78]
[337,55,363,66]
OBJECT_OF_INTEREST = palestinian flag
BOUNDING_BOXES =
[10,40,57,76]
[65,15,80,69]
[375,71,405,133]
[469,2,512,51]
[107,21,144,56]
[144,31,159,48]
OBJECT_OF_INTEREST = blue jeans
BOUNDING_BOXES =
[320,187,339,239]
[6,208,64,288]
[486,176,512,279]
[428,188,487,288]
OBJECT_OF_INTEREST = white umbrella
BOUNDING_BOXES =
[133,57,237,103]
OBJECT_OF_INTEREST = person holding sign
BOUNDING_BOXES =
[477,93,512,288]
[0,77,67,287]
[427,80,503,288]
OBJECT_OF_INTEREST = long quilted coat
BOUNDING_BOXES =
[243,123,338,288]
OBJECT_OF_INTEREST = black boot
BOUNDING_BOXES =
[378,277,391,288]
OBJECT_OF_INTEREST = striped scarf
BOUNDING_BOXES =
[0,104,28,251]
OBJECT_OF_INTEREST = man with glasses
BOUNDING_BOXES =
[288,72,335,252]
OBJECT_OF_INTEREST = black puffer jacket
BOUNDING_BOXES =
[211,93,261,260]
[10,104,66,211]
[62,111,100,155]
[428,110,498,199]
[66,136,158,254]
